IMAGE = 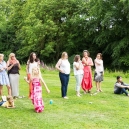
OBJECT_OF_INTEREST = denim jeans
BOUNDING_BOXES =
[114,87,128,96]
[59,72,70,97]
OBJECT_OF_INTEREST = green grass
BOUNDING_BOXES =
[0,66,129,129]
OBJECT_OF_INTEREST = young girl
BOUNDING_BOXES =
[25,67,50,113]
[73,55,84,97]
[94,53,104,92]
[0,96,15,108]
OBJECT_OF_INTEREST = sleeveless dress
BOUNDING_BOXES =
[81,57,93,91]
[31,78,44,113]
[0,61,10,86]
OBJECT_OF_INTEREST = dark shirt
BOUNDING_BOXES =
[8,63,19,74]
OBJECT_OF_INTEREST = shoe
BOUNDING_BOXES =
[63,96,69,99]
[84,91,87,94]
[88,90,91,93]
[76,94,81,97]
[99,89,102,92]
[2,96,7,101]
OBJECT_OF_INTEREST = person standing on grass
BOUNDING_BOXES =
[73,55,84,97]
[25,67,50,113]
[94,53,104,92]
[26,52,40,98]
[114,76,129,97]
[55,52,70,99]
[0,54,11,96]
[7,53,20,99]
[81,50,94,94]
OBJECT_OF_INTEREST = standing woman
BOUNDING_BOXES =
[73,55,84,97]
[94,53,104,92]
[55,52,70,99]
[26,52,40,98]
[81,50,93,93]
[7,53,20,98]
[0,54,11,96]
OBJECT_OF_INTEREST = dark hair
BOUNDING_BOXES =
[74,55,80,62]
[97,53,102,59]
[83,50,90,57]
[116,76,121,80]
[28,52,39,63]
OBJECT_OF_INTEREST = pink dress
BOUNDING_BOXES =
[31,78,44,113]
[81,57,93,91]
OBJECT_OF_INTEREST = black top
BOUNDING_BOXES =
[8,63,19,74]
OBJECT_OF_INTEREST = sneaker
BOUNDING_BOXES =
[2,96,7,101]
[63,96,69,99]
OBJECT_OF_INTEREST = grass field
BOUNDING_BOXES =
[0,66,129,129]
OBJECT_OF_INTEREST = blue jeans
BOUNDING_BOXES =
[0,101,5,106]
[59,72,70,97]
[114,88,128,96]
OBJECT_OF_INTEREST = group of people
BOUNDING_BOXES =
[0,52,50,112]
[1,50,129,112]
[55,50,104,99]
[55,50,129,98]
[0,53,20,108]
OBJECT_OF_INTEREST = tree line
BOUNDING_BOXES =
[0,0,129,70]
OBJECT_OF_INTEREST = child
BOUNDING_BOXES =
[73,55,84,97]
[94,53,104,92]
[25,67,50,113]
[0,96,15,108]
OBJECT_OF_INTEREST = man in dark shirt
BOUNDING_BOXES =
[114,76,129,96]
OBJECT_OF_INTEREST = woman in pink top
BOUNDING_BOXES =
[81,50,93,93]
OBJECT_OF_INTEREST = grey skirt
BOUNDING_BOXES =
[94,72,103,82]
[9,74,19,97]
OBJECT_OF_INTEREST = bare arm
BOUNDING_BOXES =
[40,77,50,93]
[55,59,64,73]
[7,61,14,71]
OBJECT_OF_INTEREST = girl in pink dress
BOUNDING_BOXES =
[81,50,94,93]
[25,67,50,113]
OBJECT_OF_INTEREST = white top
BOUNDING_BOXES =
[73,62,83,75]
[28,61,39,74]
[94,58,104,73]
[59,59,70,74]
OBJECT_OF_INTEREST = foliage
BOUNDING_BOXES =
[0,0,129,70]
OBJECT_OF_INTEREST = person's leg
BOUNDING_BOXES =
[120,88,128,96]
[6,85,11,96]
[64,74,69,97]
[59,72,66,97]
[0,85,3,96]
[75,75,80,96]
[98,82,102,92]
[95,82,99,92]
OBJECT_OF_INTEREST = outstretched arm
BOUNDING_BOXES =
[40,76,50,93]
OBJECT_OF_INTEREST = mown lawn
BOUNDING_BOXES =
[0,66,129,129]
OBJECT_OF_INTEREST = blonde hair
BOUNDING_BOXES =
[61,52,68,59]
[32,67,40,77]
[8,53,15,60]
[0,54,4,57]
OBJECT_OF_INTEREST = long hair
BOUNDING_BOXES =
[74,55,80,62]
[28,52,38,63]
[61,52,68,59]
